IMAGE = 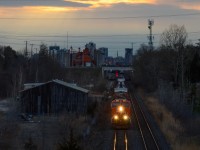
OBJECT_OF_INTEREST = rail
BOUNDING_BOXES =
[113,130,128,150]
[127,82,160,150]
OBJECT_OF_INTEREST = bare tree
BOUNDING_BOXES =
[160,25,188,102]
[160,24,188,50]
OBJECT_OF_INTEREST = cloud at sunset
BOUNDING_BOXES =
[0,0,200,56]
[0,0,90,7]
[69,0,156,8]
[0,0,200,13]
[155,0,200,10]
[179,2,200,11]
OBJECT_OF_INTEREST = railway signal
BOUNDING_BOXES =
[115,71,119,78]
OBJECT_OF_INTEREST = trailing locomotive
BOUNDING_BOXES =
[111,77,131,129]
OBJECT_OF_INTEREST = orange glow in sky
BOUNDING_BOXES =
[180,4,200,11]
[0,0,200,54]
[0,0,157,15]
[0,0,199,15]
[23,6,85,12]
[0,0,157,18]
[69,0,156,8]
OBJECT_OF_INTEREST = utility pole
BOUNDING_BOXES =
[148,19,154,50]
[131,42,134,51]
[25,41,28,57]
[131,43,134,65]
[30,44,34,57]
[67,32,69,50]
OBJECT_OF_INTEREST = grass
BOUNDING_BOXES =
[144,96,200,150]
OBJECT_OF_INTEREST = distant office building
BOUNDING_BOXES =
[49,45,60,59]
[105,57,114,66]
[94,47,108,66]
[99,47,108,57]
[115,56,125,66]
[85,42,96,58]
[125,48,133,65]
[49,45,60,51]
[57,49,71,67]
[94,50,105,67]
[49,46,71,67]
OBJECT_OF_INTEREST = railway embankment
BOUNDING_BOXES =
[137,89,200,150]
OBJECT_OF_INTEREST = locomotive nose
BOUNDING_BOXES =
[114,115,119,120]
[118,105,124,113]
[123,115,128,120]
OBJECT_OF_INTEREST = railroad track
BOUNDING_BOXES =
[129,88,160,150]
[113,130,128,150]
[109,77,169,150]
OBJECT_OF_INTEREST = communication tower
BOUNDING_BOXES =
[148,19,154,50]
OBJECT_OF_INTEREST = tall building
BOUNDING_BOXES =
[115,56,125,66]
[57,49,71,67]
[49,45,60,59]
[49,46,71,67]
[125,48,133,65]
[105,57,114,66]
[94,50,104,67]
[85,42,96,58]
[94,47,108,66]
[99,47,108,57]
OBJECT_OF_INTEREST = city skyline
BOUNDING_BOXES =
[0,0,200,56]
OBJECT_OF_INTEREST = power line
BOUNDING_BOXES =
[0,12,200,20]
[1,30,200,39]
[0,32,158,37]
[0,31,200,49]
[0,40,148,45]
[0,31,199,46]
[1,38,200,47]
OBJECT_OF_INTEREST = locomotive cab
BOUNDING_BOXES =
[111,99,131,129]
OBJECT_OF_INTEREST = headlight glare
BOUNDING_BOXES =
[114,115,119,120]
[118,106,124,112]
[123,115,128,120]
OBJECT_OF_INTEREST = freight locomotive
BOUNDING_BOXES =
[111,77,131,129]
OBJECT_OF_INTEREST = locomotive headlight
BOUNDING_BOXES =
[123,115,128,120]
[114,115,119,120]
[118,106,124,113]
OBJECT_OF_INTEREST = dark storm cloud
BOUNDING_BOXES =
[0,0,90,7]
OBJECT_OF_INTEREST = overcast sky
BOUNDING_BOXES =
[0,0,200,56]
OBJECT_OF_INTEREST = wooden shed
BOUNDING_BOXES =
[20,79,89,115]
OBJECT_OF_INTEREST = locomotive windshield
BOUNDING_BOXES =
[111,102,120,107]
[111,101,130,108]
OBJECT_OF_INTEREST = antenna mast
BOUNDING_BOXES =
[67,32,69,50]
[148,19,154,50]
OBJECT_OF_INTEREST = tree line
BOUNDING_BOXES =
[133,24,200,116]
[0,43,65,98]
[0,43,105,99]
